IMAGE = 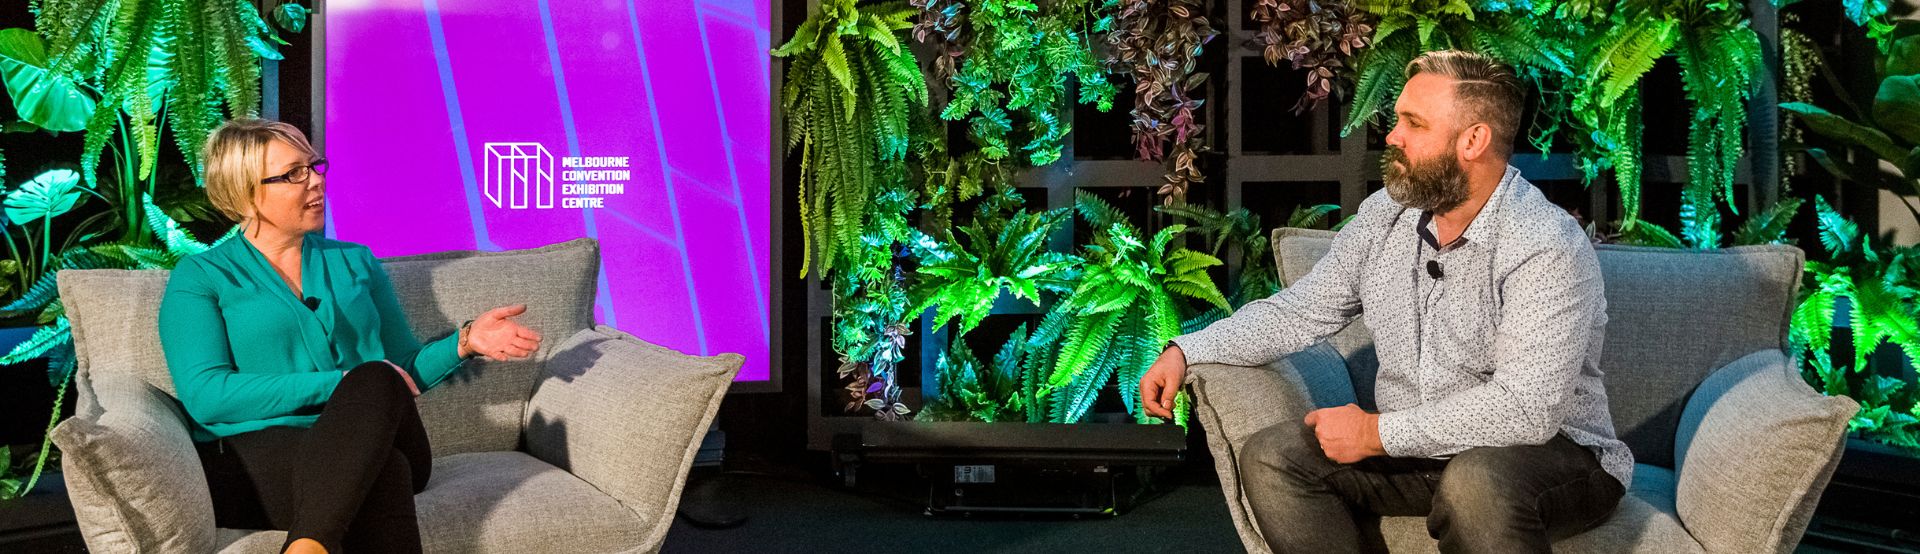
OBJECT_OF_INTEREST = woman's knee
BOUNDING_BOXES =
[340,362,410,398]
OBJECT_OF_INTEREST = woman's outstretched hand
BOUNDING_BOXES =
[461,304,543,361]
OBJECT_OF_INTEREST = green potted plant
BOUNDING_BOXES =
[0,0,310,509]
[1778,16,1920,456]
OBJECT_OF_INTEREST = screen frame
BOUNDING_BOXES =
[307,0,786,394]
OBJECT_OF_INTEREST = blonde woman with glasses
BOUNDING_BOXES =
[158,118,542,554]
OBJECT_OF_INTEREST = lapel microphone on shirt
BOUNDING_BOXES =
[1426,260,1445,280]
[304,296,321,311]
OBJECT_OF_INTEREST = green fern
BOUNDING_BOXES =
[0,270,60,316]
[776,0,928,278]
[1613,218,1683,248]
[1793,195,1920,453]
[1733,197,1802,246]
[37,0,290,186]
[932,0,1112,166]
[908,198,1078,334]
[1027,193,1226,424]
[1586,17,1679,110]
[0,317,68,367]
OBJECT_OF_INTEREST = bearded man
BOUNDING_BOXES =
[1138,50,1631,553]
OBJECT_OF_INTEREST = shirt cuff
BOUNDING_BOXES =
[1376,409,1440,459]
[1168,333,1219,367]
[418,333,466,388]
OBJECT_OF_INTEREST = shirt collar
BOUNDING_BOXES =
[1416,165,1519,252]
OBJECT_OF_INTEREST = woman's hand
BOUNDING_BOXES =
[461,304,542,362]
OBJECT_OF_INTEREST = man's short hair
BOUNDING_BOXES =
[1405,50,1524,155]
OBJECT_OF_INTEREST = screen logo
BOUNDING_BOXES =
[482,141,628,209]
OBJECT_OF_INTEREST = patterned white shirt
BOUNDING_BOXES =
[1175,166,1633,487]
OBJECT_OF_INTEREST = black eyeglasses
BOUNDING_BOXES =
[261,159,330,186]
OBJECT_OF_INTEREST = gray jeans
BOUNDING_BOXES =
[1241,422,1624,553]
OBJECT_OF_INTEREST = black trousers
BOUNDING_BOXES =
[1241,422,1625,553]
[195,362,431,553]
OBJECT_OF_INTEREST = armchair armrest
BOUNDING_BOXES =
[1671,349,1856,554]
[523,325,741,549]
[1187,341,1357,554]
[50,372,214,553]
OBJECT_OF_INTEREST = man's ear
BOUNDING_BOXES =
[1457,122,1494,162]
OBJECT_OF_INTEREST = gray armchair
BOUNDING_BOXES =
[48,238,741,553]
[1189,228,1858,553]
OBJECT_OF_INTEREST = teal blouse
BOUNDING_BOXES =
[158,233,465,441]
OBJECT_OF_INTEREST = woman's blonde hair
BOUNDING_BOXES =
[202,118,320,222]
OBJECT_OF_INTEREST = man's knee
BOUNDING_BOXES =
[1429,446,1536,529]
[1244,422,1327,482]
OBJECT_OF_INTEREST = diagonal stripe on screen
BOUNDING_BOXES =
[626,0,712,355]
[423,0,496,251]
[536,0,623,330]
[696,0,771,340]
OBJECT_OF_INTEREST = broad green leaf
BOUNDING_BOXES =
[1843,0,1890,27]
[275,2,312,33]
[1873,76,1920,145]
[1783,102,1910,163]
[1887,34,1920,77]
[0,28,96,132]
[3,169,83,225]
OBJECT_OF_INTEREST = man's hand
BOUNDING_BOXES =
[1139,345,1189,419]
[1303,403,1385,464]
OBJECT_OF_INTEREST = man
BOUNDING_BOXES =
[1139,50,1631,553]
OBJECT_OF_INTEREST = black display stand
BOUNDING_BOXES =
[844,421,1187,516]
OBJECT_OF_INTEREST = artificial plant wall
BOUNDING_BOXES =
[779,0,1791,428]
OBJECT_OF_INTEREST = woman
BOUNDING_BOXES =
[159,118,541,554]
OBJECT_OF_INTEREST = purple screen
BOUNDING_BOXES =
[323,0,772,383]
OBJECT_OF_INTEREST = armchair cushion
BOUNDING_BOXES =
[1672,349,1856,554]
[1188,342,1356,553]
[417,451,647,553]
[51,373,212,553]
[380,238,601,458]
[212,452,648,554]
[524,325,741,551]
[58,270,175,398]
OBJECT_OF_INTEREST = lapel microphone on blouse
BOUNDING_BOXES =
[1426,260,1445,280]
[304,296,322,311]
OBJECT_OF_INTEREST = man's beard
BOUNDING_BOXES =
[1382,144,1470,213]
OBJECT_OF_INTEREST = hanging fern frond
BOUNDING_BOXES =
[935,0,1112,167]
[776,0,929,278]
[40,0,285,184]
[1586,17,1679,110]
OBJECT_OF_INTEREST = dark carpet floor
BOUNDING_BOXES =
[661,461,1244,553]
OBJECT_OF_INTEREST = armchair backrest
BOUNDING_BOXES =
[1270,228,1804,469]
[57,238,600,457]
